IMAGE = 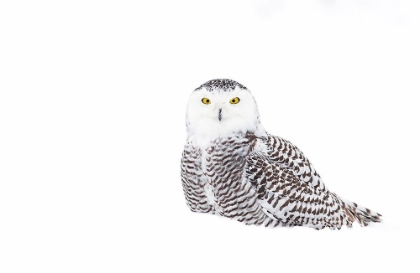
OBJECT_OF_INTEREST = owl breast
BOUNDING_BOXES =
[201,133,268,223]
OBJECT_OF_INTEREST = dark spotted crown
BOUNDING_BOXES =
[195,79,247,92]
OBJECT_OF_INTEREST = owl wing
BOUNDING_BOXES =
[258,135,327,191]
[244,151,353,229]
[181,144,214,214]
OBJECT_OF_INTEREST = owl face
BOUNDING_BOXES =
[186,79,265,142]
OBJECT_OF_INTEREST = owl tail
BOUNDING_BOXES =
[342,198,382,226]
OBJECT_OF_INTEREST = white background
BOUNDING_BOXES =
[1,1,419,272]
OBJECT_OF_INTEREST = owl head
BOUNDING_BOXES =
[186,79,265,144]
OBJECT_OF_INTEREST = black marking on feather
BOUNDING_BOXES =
[195,79,247,92]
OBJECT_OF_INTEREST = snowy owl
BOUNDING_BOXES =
[181,79,382,230]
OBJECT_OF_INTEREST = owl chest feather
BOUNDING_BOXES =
[199,133,260,217]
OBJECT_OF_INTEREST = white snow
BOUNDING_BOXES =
[0,1,419,272]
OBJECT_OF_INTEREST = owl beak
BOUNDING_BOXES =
[218,108,222,121]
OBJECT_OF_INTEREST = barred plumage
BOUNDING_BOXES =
[181,79,382,230]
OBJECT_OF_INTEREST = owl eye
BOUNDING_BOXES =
[202,98,211,104]
[229,97,240,104]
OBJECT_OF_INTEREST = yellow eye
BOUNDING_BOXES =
[230,97,240,104]
[202,98,211,104]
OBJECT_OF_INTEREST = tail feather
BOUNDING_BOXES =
[342,198,382,226]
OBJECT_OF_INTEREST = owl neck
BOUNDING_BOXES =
[187,124,266,150]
